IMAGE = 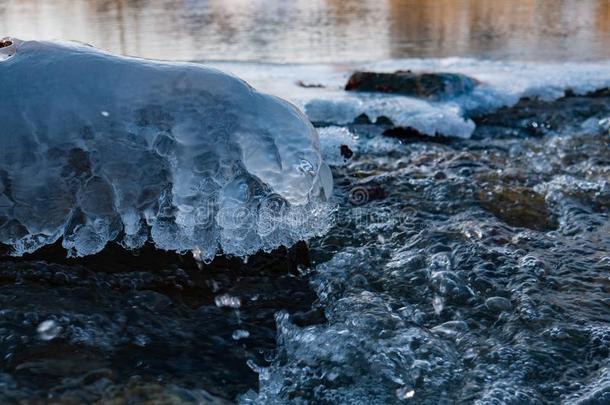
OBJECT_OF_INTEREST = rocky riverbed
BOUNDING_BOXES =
[1,75,609,404]
[243,89,609,404]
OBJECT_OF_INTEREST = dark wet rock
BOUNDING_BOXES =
[95,379,234,405]
[347,182,387,205]
[566,87,610,98]
[345,70,478,100]
[290,307,327,327]
[296,80,325,89]
[477,185,558,231]
[0,241,319,402]
[434,171,447,180]
[350,113,394,126]
[340,144,354,159]
[56,377,233,405]
[384,126,453,143]
[472,91,610,139]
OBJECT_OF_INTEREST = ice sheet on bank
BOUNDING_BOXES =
[0,38,333,259]
[208,58,610,138]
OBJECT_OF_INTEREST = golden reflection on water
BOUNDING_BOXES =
[387,0,610,60]
[0,0,608,62]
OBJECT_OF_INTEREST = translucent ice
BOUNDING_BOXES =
[0,38,332,260]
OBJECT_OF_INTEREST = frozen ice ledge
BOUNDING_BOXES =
[0,38,333,260]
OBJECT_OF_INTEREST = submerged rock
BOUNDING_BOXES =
[345,70,478,100]
[477,185,558,231]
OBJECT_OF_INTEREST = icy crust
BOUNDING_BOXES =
[0,39,333,260]
[209,58,610,138]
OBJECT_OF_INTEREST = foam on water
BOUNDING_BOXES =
[0,39,332,259]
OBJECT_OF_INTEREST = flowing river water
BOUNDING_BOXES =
[0,1,609,404]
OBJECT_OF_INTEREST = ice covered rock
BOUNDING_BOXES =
[0,38,333,260]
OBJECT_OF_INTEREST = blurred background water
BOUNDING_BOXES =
[1,0,609,62]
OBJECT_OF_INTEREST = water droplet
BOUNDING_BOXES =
[215,294,241,308]
[433,295,444,315]
[396,387,415,399]
[37,320,61,341]
[134,334,150,347]
[232,329,250,340]
[192,247,203,260]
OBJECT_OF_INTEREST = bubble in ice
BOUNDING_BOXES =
[0,38,333,261]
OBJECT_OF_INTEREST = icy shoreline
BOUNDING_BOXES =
[1,40,610,404]
[209,58,610,139]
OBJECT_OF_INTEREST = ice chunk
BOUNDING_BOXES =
[0,38,332,260]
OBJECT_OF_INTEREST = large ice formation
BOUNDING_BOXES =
[0,38,333,260]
